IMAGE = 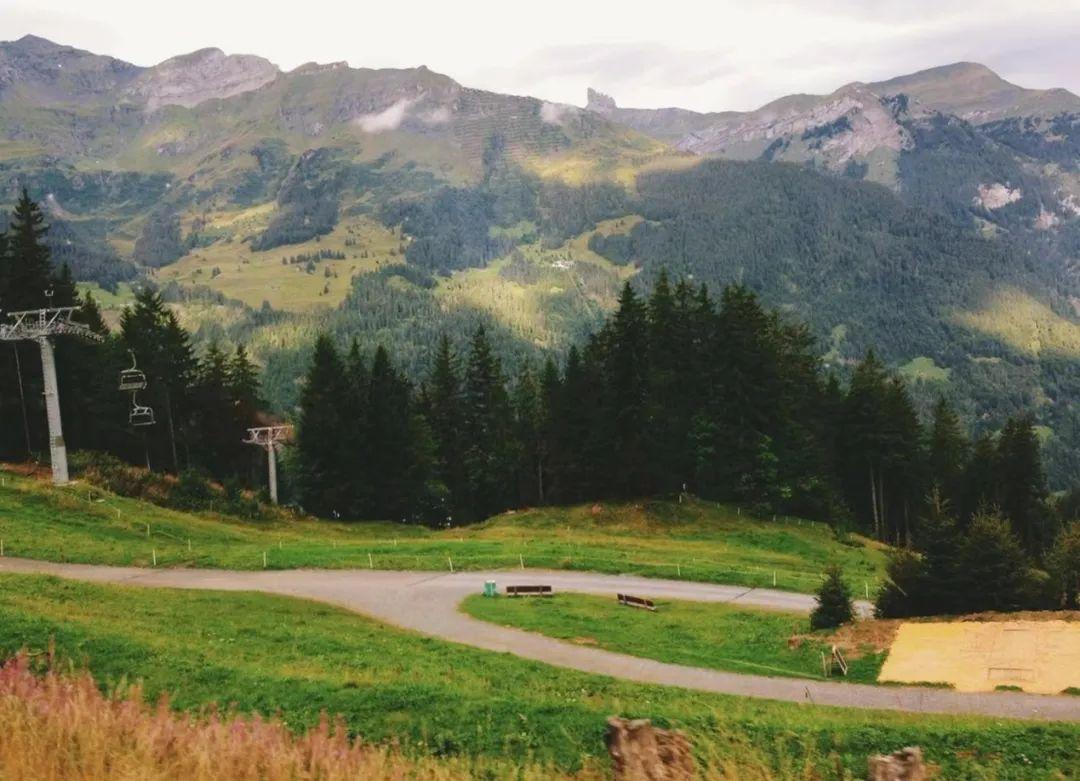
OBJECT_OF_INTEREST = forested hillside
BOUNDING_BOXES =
[4,36,1080,483]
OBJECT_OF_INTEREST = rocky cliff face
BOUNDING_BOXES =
[127,48,279,111]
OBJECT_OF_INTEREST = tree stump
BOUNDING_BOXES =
[605,717,695,781]
[867,746,927,781]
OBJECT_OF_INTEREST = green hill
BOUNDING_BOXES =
[0,466,885,592]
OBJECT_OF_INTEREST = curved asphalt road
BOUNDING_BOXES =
[1,557,1078,722]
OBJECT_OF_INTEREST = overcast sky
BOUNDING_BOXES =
[2,0,1078,112]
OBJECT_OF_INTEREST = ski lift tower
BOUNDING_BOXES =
[0,299,104,485]
[243,425,293,504]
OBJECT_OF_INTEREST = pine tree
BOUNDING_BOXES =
[810,564,854,629]
[927,397,969,510]
[995,415,1050,555]
[295,335,350,517]
[426,334,466,520]
[956,510,1033,613]
[191,343,237,477]
[228,345,262,420]
[1047,522,1080,608]
[366,346,423,520]
[511,364,542,505]
[120,289,196,472]
[3,188,53,311]
[959,434,997,526]
[460,326,514,521]
[875,549,928,619]
[605,282,650,497]
[839,350,891,538]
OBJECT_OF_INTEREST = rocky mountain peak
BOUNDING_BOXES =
[587,88,617,111]
[0,35,143,99]
[126,47,279,111]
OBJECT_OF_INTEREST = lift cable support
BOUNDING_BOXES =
[243,425,293,505]
[0,302,104,485]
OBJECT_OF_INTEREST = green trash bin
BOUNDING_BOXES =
[483,580,497,598]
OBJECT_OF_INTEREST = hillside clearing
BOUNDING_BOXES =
[0,469,886,592]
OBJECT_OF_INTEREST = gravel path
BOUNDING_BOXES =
[2,557,1078,722]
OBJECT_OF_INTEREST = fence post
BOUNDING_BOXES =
[368,553,374,569]
[263,551,268,568]
[448,557,454,573]
[676,563,681,577]
[519,554,524,570]
[773,570,777,587]
[1,539,4,557]
[152,549,157,567]
[146,523,150,537]
[188,539,192,552]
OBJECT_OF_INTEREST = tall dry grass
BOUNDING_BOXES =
[0,653,600,781]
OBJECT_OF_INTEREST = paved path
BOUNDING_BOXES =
[2,557,1078,722]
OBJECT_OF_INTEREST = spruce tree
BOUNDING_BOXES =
[460,326,514,521]
[120,289,196,472]
[295,335,350,517]
[956,510,1032,613]
[810,564,855,629]
[426,334,466,519]
[366,346,423,520]
[605,282,650,497]
[1047,522,1080,608]
[511,364,542,505]
[959,434,997,526]
[4,188,53,311]
[995,415,1050,555]
[927,397,969,510]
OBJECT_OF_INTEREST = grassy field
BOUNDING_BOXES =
[462,594,887,684]
[0,469,886,593]
[1,573,1077,779]
[156,214,404,312]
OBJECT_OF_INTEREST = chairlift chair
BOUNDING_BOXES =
[119,351,147,392]
[129,402,156,427]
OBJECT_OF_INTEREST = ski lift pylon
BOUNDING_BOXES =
[119,350,147,391]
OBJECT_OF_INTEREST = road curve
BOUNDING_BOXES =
[2,557,1078,722]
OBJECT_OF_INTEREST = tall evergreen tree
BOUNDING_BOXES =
[426,334,466,520]
[995,415,1050,555]
[956,510,1033,613]
[120,289,196,472]
[927,398,969,511]
[511,364,543,505]
[295,335,351,517]
[365,346,428,520]
[460,326,515,521]
[604,282,651,497]
[3,188,52,311]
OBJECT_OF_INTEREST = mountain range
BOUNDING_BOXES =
[2,35,1080,483]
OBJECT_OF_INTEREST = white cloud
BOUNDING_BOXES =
[354,98,417,133]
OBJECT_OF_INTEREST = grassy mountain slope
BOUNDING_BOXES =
[0,467,885,590]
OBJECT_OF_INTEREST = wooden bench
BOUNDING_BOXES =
[506,584,553,597]
[617,593,656,611]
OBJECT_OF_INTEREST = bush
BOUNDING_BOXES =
[810,564,854,629]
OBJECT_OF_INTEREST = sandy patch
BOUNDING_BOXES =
[879,620,1080,693]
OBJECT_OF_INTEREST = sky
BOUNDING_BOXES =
[2,0,1079,112]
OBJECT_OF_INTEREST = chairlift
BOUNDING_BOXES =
[119,351,147,391]
[129,402,156,427]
